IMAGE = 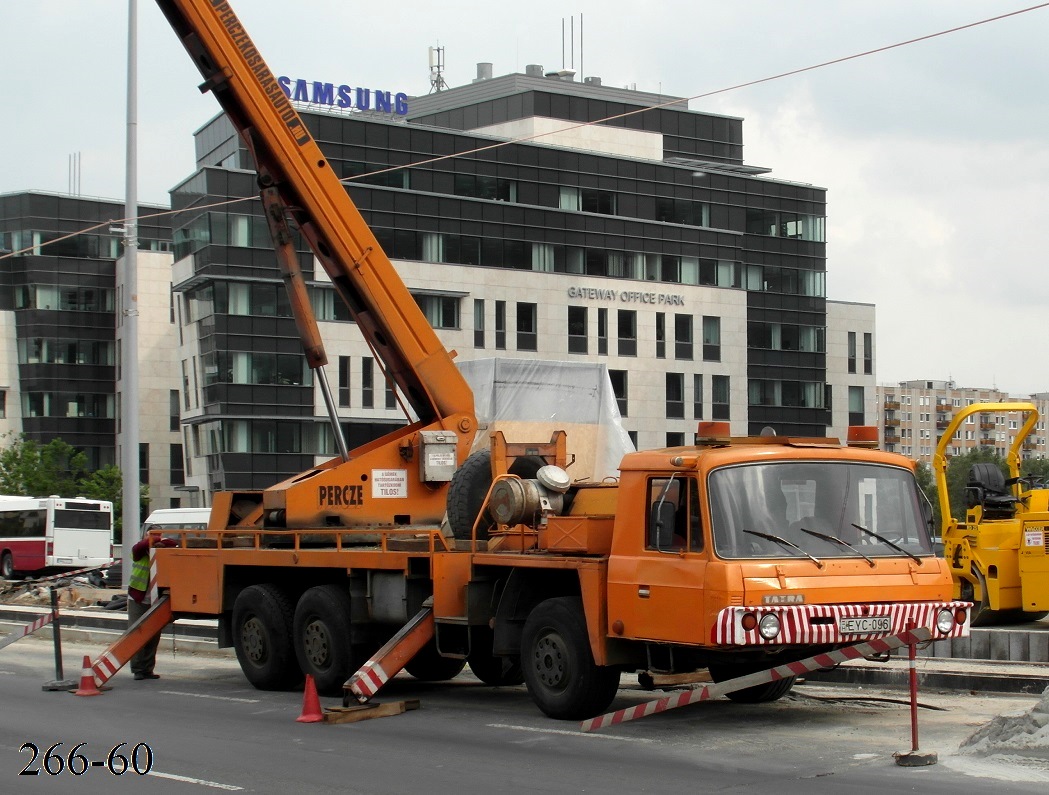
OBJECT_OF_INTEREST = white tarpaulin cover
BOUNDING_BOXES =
[457,358,635,483]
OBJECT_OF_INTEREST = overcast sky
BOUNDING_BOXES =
[3,1,1048,394]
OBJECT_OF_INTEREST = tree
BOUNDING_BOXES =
[0,435,145,543]
[1020,456,1049,484]
[0,433,88,497]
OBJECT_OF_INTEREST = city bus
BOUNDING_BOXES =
[0,495,114,579]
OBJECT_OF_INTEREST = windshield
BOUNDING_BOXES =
[709,461,934,561]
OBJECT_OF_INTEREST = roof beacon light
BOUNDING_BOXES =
[847,426,879,449]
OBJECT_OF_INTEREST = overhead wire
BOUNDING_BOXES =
[3,2,1047,260]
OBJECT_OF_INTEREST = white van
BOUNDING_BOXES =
[142,507,211,532]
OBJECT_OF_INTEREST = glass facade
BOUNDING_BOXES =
[0,191,171,469]
[165,73,835,490]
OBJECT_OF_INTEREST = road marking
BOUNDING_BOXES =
[488,723,653,743]
[159,690,260,703]
[150,771,244,790]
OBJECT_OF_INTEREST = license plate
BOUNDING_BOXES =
[838,616,891,635]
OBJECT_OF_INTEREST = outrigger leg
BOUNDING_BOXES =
[343,604,435,706]
[85,595,173,690]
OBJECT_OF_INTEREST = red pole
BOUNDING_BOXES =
[908,621,919,752]
[894,619,938,766]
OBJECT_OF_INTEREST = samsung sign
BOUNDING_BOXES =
[278,76,409,116]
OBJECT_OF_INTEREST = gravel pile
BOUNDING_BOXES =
[961,686,1049,760]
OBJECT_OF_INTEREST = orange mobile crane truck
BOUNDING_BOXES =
[118,0,970,721]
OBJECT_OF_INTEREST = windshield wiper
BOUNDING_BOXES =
[796,526,876,568]
[743,529,824,568]
[851,523,923,565]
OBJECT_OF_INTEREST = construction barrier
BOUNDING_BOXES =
[1,561,115,591]
[581,626,934,733]
[0,610,56,652]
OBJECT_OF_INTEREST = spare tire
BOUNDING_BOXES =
[447,450,546,540]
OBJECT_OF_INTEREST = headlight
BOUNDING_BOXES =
[758,613,781,640]
[935,608,955,634]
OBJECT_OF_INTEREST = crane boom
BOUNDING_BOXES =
[155,0,476,527]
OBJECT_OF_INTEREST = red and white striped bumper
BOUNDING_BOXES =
[712,601,970,646]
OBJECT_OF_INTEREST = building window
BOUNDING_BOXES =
[712,375,730,421]
[656,198,709,227]
[609,370,628,417]
[745,210,826,241]
[362,357,374,409]
[666,432,685,447]
[310,288,353,322]
[559,186,616,214]
[693,375,703,420]
[454,174,517,202]
[386,382,397,410]
[748,380,825,408]
[516,302,538,351]
[675,314,693,360]
[747,322,824,353]
[666,372,685,419]
[597,308,608,355]
[170,444,185,486]
[849,386,865,426]
[414,294,460,329]
[139,443,149,486]
[848,332,857,374]
[617,310,637,357]
[495,301,506,350]
[655,313,666,359]
[338,356,350,407]
[474,299,485,349]
[215,352,310,386]
[863,333,873,375]
[568,306,587,354]
[169,390,180,432]
[702,316,721,362]
[181,360,191,410]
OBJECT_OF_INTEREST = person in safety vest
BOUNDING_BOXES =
[127,534,177,680]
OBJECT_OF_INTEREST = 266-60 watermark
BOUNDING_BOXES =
[18,742,153,776]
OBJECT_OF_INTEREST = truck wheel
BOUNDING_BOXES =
[1,551,14,579]
[521,596,620,720]
[468,628,524,686]
[707,663,796,703]
[447,450,546,541]
[293,585,356,696]
[232,584,301,691]
[405,639,467,681]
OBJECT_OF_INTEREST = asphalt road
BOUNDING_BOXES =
[0,634,1047,794]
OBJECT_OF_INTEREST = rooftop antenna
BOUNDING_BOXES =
[68,152,82,196]
[428,45,448,93]
[560,15,583,78]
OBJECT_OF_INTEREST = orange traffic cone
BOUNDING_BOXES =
[296,674,324,723]
[73,656,102,697]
